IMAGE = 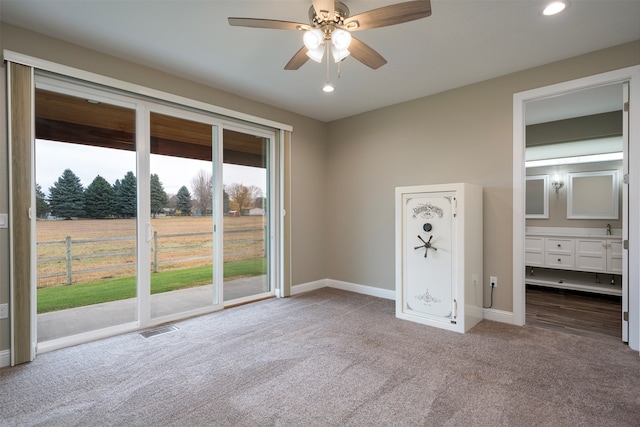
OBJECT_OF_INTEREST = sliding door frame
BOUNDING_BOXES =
[5,50,291,359]
[143,102,225,324]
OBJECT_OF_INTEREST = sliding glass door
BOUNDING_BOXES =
[33,75,279,349]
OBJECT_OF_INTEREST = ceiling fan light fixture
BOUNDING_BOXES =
[322,81,335,93]
[543,1,566,16]
[306,45,325,63]
[331,45,350,63]
[303,28,324,50]
[331,29,352,50]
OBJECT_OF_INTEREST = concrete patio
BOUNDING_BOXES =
[37,275,268,342]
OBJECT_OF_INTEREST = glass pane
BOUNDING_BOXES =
[149,112,217,319]
[223,129,269,301]
[35,89,137,342]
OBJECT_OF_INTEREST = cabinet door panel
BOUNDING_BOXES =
[576,254,606,272]
[525,251,544,266]
[525,237,544,252]
[576,239,606,272]
[576,239,605,256]
[607,240,623,273]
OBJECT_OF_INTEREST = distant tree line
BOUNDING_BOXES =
[36,168,265,220]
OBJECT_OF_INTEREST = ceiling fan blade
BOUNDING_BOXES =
[284,46,310,70]
[343,0,432,31]
[228,17,311,31]
[312,0,335,21]
[348,37,387,70]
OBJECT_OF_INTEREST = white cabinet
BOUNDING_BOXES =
[525,228,623,295]
[395,183,483,333]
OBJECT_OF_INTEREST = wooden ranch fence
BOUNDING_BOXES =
[36,227,265,287]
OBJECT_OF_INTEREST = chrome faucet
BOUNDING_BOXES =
[606,224,612,235]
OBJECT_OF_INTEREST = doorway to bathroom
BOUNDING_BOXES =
[513,66,640,350]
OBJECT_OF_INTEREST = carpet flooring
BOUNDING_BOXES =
[1,287,639,426]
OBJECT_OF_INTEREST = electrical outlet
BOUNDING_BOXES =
[0,303,8,319]
[490,276,498,288]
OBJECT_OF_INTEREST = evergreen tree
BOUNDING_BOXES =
[113,179,121,199]
[85,175,117,218]
[116,171,137,218]
[35,183,49,218]
[176,185,192,216]
[150,173,168,218]
[48,169,85,219]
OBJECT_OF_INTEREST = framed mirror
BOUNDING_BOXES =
[525,175,548,219]
[567,170,619,219]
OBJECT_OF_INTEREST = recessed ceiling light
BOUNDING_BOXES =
[543,1,567,16]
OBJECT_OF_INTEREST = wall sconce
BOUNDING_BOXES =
[551,174,564,194]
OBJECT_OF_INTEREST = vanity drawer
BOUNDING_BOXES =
[545,253,574,269]
[545,238,574,254]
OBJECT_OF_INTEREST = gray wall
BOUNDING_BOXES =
[1,21,639,357]
[0,23,328,354]
[527,161,624,229]
[325,41,640,312]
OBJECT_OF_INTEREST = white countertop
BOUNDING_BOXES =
[526,227,622,238]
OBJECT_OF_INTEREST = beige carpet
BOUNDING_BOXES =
[1,287,639,426]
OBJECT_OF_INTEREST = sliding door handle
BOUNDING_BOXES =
[146,223,155,242]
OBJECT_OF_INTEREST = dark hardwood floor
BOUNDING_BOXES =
[526,285,622,341]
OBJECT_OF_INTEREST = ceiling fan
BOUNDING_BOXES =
[228,0,432,71]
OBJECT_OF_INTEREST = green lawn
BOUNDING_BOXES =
[37,258,266,313]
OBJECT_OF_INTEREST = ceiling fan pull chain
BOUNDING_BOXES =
[325,43,330,80]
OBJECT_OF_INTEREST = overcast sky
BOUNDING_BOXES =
[36,140,266,196]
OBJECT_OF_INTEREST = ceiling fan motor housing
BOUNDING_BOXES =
[309,1,350,28]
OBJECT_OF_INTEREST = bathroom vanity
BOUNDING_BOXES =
[525,227,623,295]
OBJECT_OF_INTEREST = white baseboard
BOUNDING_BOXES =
[292,278,515,326]
[291,279,328,295]
[292,278,395,300]
[483,308,514,324]
[326,279,396,300]
[0,349,10,368]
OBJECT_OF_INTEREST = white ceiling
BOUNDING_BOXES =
[1,0,639,122]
